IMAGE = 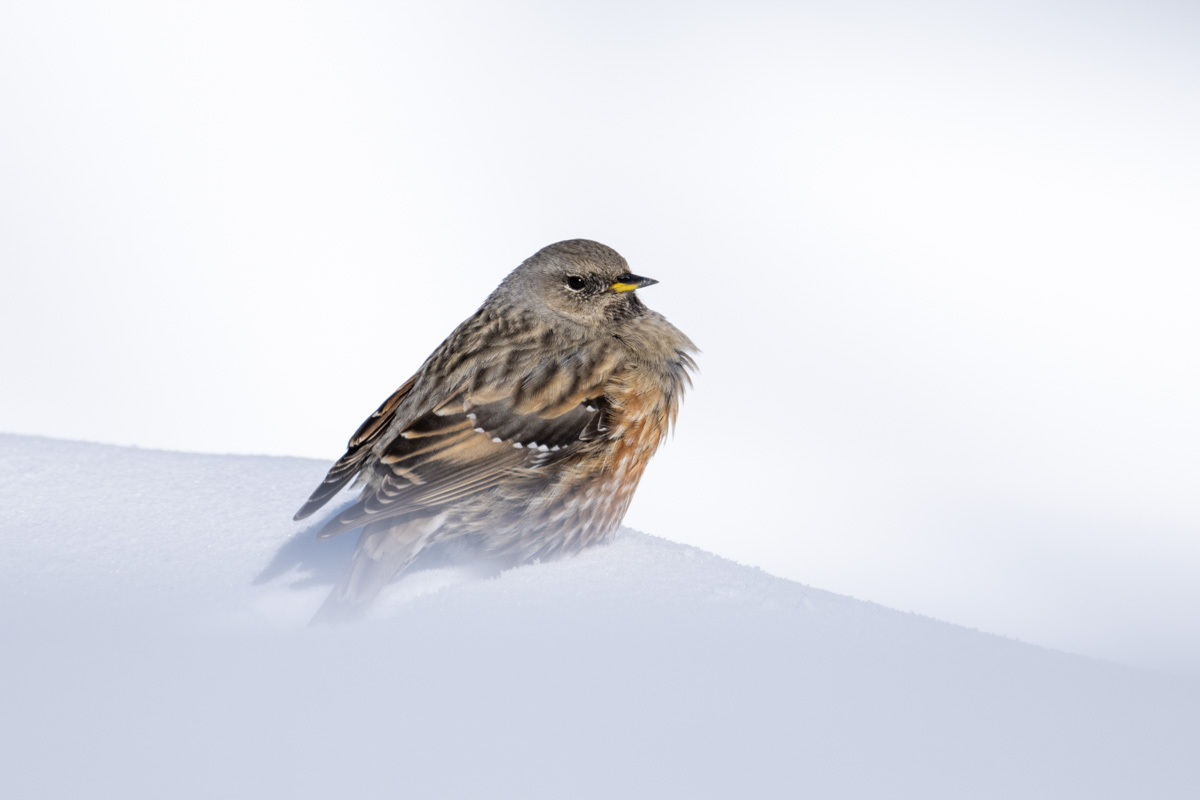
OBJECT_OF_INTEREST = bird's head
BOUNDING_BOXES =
[498,239,658,331]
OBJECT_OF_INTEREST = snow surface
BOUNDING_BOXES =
[1,433,1197,798]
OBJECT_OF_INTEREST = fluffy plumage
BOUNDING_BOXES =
[296,239,697,620]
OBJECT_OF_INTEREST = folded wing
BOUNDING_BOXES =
[310,388,611,539]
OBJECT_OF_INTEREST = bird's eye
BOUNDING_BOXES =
[565,275,586,291]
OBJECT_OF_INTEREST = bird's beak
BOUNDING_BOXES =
[609,273,659,293]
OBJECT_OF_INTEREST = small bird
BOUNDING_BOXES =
[295,239,697,620]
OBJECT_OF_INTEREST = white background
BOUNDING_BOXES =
[2,1,1197,675]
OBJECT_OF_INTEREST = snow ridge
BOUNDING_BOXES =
[1,433,1197,799]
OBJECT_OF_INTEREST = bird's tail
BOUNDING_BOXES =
[311,516,441,624]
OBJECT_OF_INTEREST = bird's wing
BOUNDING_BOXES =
[309,382,614,540]
[293,375,418,521]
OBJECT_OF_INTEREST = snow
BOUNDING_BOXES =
[1,432,1197,798]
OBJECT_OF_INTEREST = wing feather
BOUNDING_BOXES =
[297,325,626,536]
[293,376,416,521]
[312,393,611,539]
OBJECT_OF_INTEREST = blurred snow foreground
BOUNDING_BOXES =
[1,434,1197,799]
